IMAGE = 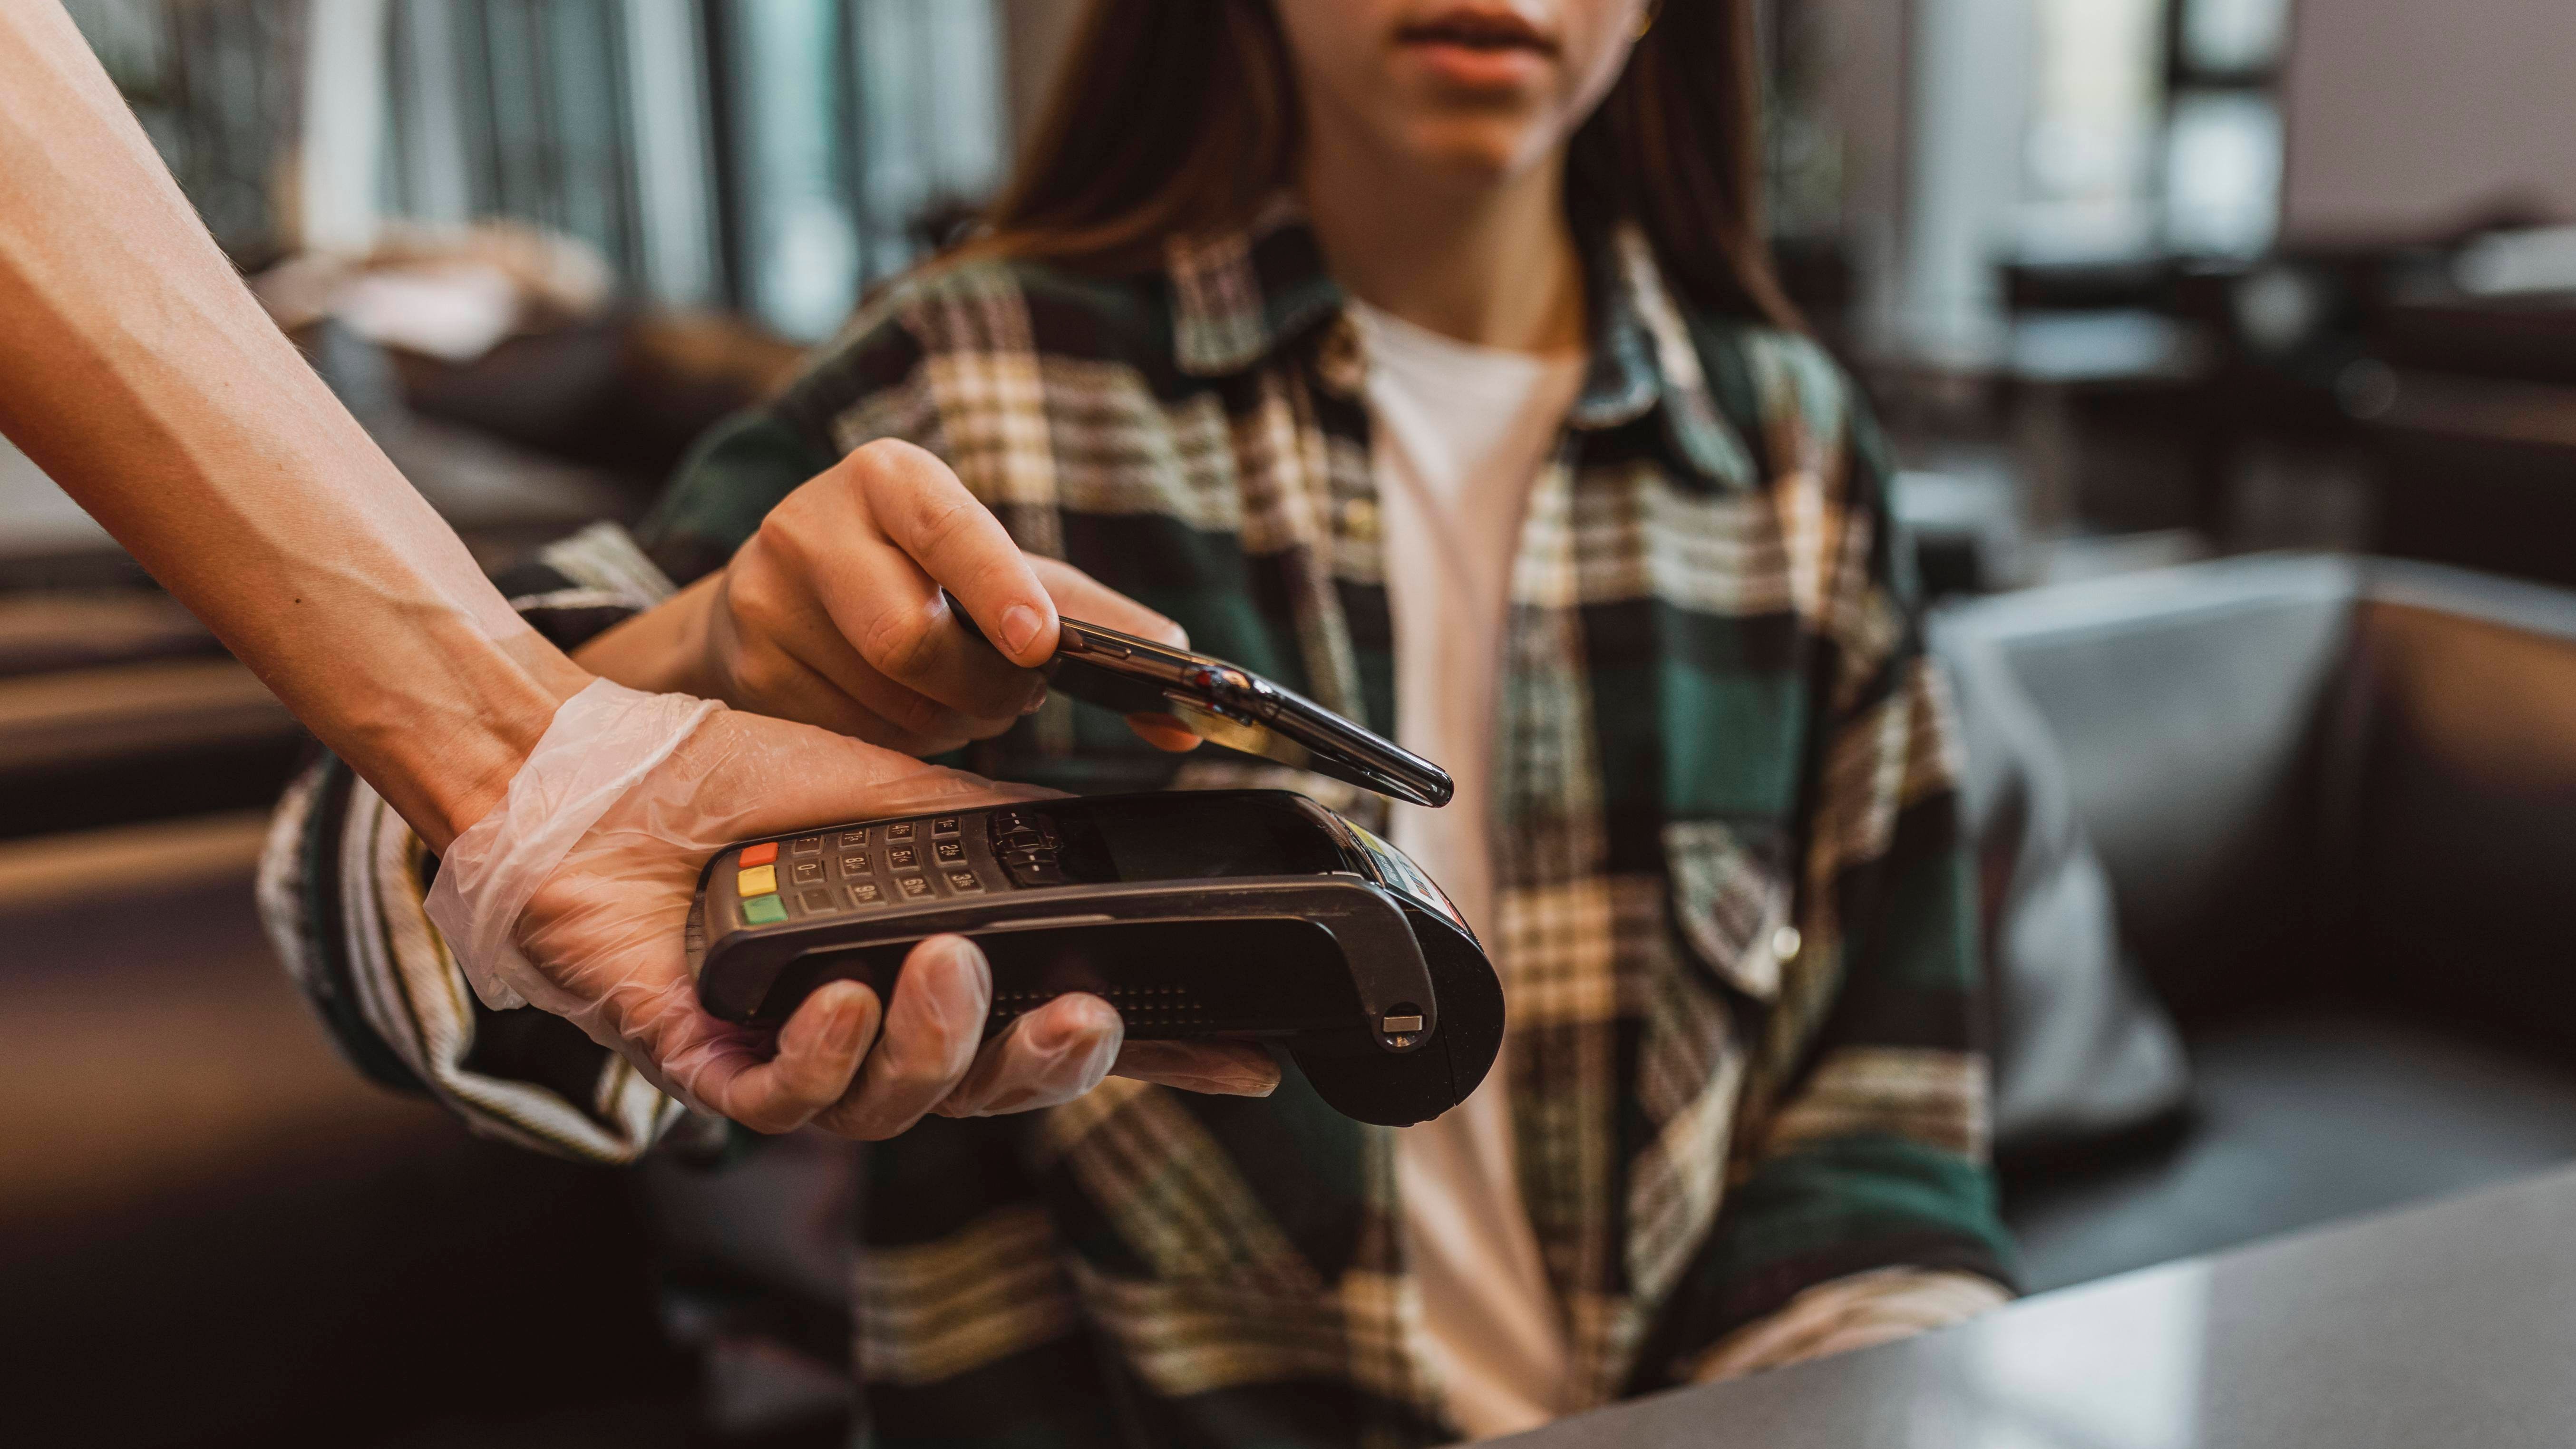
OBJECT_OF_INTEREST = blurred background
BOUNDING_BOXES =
[3,1,2573,1445]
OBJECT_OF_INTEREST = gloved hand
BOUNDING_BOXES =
[426,679,1277,1137]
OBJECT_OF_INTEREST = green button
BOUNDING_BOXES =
[741,894,787,925]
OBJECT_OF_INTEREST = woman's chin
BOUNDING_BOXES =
[1392,116,1563,189]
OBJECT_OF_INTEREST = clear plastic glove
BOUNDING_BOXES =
[426,679,1277,1137]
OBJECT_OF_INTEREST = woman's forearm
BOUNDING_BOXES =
[571,572,724,699]
[0,2,587,847]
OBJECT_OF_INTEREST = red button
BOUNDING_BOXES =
[739,841,778,867]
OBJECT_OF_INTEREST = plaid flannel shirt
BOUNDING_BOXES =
[263,200,2012,1448]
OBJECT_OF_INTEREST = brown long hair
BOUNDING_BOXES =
[978,0,1798,329]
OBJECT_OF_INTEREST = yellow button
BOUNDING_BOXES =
[737,864,778,897]
[1342,496,1380,542]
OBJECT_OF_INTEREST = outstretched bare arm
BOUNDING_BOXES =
[0,0,583,847]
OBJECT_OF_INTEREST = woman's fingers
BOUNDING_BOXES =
[813,934,991,1139]
[833,439,1061,679]
[1025,558,1205,752]
[1027,554,1189,649]
[734,440,1045,732]
[730,518,1035,740]
[809,564,1049,727]
[854,442,1059,665]
[758,597,1026,751]
[935,992,1124,1118]
[728,456,1221,758]
[1111,1039,1282,1096]
[717,620,969,755]
[1124,711,1206,753]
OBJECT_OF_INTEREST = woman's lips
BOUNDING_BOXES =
[1394,9,1558,89]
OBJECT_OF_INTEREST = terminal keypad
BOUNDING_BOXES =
[725,808,1052,926]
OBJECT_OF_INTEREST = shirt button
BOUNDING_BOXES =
[1342,497,1380,542]
[1771,924,1803,962]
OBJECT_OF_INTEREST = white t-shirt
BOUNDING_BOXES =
[1349,300,1588,1441]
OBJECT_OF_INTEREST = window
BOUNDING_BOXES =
[717,0,860,337]
[713,0,1008,337]
[2020,0,2168,262]
[65,0,304,263]
[2163,90,2281,257]
[72,0,1013,340]
[2177,0,2290,78]
[2014,0,2292,263]
[390,0,648,277]
[2162,0,2290,258]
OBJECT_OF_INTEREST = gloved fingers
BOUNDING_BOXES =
[934,992,1124,1118]
[670,979,883,1135]
[1109,1038,1283,1097]
[811,934,990,1140]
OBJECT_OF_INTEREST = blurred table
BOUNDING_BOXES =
[1505,1165,2576,1449]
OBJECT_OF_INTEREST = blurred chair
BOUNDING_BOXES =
[1942,554,2576,1290]
[2361,296,2576,590]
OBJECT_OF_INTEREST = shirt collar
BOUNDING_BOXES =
[1163,196,1754,489]
[1166,193,1347,378]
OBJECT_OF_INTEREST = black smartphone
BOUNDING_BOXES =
[948,594,1453,809]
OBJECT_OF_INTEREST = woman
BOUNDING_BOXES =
[277,1,2014,1442]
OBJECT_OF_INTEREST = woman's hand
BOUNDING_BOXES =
[579,438,1198,755]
